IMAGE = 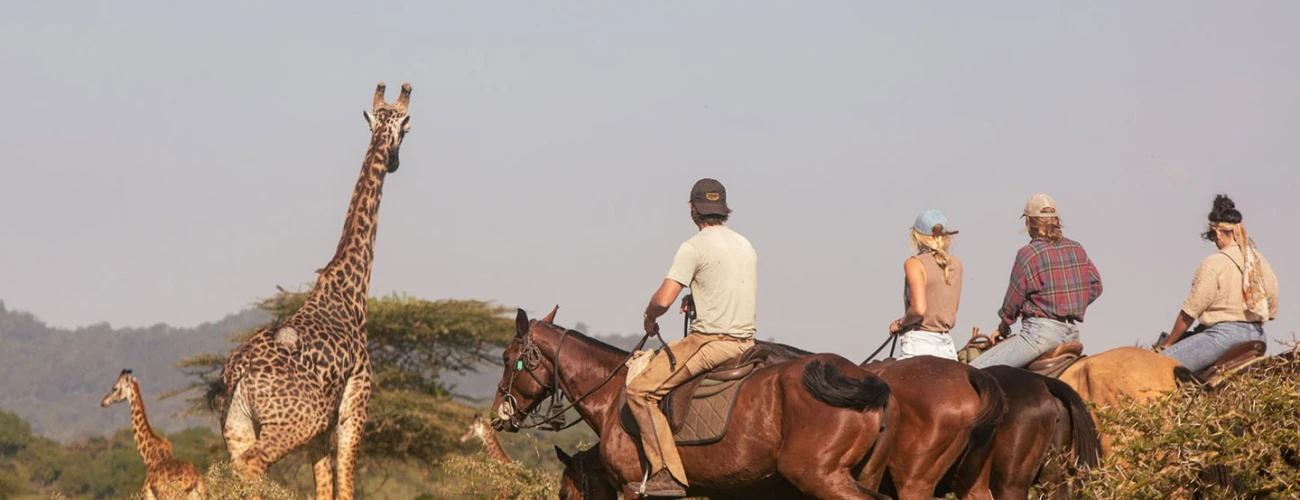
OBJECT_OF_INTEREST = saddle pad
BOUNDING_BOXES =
[618,373,755,446]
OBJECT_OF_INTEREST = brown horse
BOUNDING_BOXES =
[720,342,1007,500]
[556,444,617,500]
[557,349,1026,500]
[855,357,1005,500]
[491,310,893,499]
[973,366,1101,499]
[960,330,1192,456]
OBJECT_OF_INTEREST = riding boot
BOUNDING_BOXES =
[639,469,687,497]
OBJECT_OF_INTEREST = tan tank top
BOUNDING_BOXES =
[903,252,963,333]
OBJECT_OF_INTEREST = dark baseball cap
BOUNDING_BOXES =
[689,178,729,216]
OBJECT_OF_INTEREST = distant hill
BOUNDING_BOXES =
[0,304,270,441]
[0,302,651,443]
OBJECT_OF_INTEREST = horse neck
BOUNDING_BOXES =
[534,325,629,434]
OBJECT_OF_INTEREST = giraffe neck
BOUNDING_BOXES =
[126,380,172,466]
[305,136,391,326]
[477,427,512,464]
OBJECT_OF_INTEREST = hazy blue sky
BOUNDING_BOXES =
[2,1,1297,361]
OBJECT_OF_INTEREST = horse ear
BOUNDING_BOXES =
[554,445,572,466]
[542,304,559,324]
[515,309,529,337]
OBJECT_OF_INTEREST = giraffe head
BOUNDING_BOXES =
[101,369,136,407]
[362,82,413,173]
[459,414,491,444]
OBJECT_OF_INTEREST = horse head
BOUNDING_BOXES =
[490,307,563,432]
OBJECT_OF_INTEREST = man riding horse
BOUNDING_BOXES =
[970,193,1104,369]
[627,177,759,497]
[1156,194,1280,372]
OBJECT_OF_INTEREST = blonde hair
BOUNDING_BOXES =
[910,230,955,284]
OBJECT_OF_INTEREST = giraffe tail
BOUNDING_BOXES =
[204,377,229,415]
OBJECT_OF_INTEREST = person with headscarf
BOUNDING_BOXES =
[1157,195,1280,372]
[889,209,964,360]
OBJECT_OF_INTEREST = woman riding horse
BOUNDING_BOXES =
[889,209,964,361]
[1157,194,1280,372]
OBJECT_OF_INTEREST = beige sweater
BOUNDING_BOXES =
[1181,245,1280,325]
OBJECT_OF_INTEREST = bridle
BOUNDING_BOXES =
[495,320,659,432]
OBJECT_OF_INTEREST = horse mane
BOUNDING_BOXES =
[536,321,631,357]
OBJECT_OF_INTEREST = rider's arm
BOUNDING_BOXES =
[892,257,927,333]
[644,279,684,331]
[1165,255,1218,347]
[997,247,1034,335]
[1162,311,1196,349]
[1085,253,1103,305]
[647,243,695,332]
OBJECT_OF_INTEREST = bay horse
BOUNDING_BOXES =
[556,444,616,500]
[972,366,1101,500]
[491,309,893,499]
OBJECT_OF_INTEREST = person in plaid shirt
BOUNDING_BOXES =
[969,193,1103,369]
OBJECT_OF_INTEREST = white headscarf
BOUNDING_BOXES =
[1215,222,1270,319]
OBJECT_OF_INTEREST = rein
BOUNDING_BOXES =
[864,333,900,363]
[497,321,666,432]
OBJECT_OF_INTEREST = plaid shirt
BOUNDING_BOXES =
[999,237,1103,328]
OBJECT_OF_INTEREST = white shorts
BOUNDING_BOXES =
[898,330,957,361]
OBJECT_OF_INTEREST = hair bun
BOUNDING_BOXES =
[1208,194,1243,223]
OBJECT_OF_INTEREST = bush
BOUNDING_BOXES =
[1064,351,1300,498]
[433,452,558,499]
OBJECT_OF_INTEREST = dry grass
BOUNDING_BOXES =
[1054,349,1300,499]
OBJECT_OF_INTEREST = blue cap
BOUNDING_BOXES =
[912,209,958,236]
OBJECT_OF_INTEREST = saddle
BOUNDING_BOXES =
[1025,341,1085,378]
[1191,340,1267,385]
[618,344,773,446]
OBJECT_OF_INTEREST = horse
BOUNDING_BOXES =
[972,366,1101,499]
[556,444,617,500]
[491,309,893,499]
[959,327,1192,456]
[709,341,1007,500]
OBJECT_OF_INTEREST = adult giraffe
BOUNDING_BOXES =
[208,82,413,499]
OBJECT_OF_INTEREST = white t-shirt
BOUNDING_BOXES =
[665,226,758,338]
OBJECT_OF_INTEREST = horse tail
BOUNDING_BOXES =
[1043,376,1101,468]
[964,367,1007,450]
[801,358,890,412]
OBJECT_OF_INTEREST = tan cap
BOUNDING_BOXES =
[1022,193,1059,218]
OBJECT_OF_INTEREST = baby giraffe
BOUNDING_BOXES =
[101,369,206,500]
[459,413,512,464]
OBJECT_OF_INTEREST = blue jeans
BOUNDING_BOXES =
[1162,321,1266,373]
[969,317,1079,369]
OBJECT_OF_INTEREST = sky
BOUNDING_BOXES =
[1,1,1297,362]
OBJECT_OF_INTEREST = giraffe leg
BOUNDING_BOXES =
[311,433,335,500]
[221,383,260,478]
[334,373,372,500]
[141,484,158,500]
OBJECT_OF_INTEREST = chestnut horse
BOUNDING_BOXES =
[719,342,1008,500]
[856,357,1005,500]
[491,310,893,499]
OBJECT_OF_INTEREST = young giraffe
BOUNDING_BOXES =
[459,413,513,464]
[209,82,414,500]
[101,370,206,500]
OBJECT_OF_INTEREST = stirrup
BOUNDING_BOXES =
[638,467,650,497]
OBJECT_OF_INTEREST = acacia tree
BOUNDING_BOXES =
[173,287,516,465]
